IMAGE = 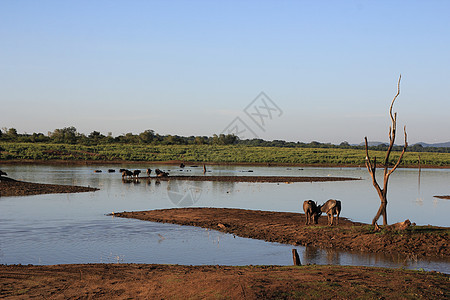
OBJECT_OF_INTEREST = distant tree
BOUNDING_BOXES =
[88,131,105,144]
[139,130,155,143]
[51,126,78,144]
[364,75,407,226]
[194,136,207,145]
[7,128,18,137]
[223,134,238,145]
[162,135,184,145]
[30,133,49,143]
[121,133,138,144]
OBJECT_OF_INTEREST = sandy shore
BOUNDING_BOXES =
[114,208,449,259]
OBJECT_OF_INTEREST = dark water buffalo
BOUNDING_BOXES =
[133,170,141,177]
[320,199,341,226]
[303,200,321,225]
[155,169,169,177]
[122,170,133,178]
[146,169,152,176]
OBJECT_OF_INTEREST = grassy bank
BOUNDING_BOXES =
[1,142,449,166]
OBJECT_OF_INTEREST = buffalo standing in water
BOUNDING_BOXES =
[155,169,169,177]
[121,170,133,179]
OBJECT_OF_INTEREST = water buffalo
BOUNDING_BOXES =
[122,170,133,178]
[303,200,321,225]
[146,169,152,176]
[320,199,341,226]
[133,170,141,177]
[155,169,169,177]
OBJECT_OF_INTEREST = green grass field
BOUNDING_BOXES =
[1,142,449,166]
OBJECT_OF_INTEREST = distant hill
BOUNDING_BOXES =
[357,141,388,147]
[416,142,450,148]
[357,141,449,148]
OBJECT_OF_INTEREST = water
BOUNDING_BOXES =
[0,164,448,273]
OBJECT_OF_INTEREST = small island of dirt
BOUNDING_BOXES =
[114,208,449,259]
[126,175,360,183]
[0,176,98,197]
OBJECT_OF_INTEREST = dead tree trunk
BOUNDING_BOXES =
[364,75,408,226]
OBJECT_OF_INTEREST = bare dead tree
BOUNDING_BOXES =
[364,75,408,226]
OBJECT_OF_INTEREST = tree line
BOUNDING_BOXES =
[0,126,448,153]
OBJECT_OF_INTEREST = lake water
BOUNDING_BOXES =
[0,164,448,273]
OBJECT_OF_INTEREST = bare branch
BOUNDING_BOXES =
[388,126,408,176]
[384,75,401,173]
[365,137,383,196]
[389,75,401,124]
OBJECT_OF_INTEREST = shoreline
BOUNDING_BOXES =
[114,208,449,259]
[0,176,98,197]
[125,175,360,183]
[1,159,448,168]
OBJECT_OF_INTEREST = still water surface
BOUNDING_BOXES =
[0,164,448,272]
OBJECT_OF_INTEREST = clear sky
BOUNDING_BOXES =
[1,0,449,144]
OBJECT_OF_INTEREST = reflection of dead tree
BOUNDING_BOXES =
[364,75,408,226]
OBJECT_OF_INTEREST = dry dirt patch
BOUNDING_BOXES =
[1,264,448,299]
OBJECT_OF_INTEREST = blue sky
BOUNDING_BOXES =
[1,0,449,144]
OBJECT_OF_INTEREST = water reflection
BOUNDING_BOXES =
[166,180,204,207]
[301,245,447,272]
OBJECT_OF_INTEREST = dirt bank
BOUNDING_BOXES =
[126,175,360,183]
[0,176,98,197]
[115,208,449,259]
[1,264,448,299]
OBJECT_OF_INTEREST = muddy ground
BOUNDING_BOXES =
[125,175,360,183]
[115,208,449,259]
[0,176,98,197]
[434,195,450,199]
[1,264,448,299]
